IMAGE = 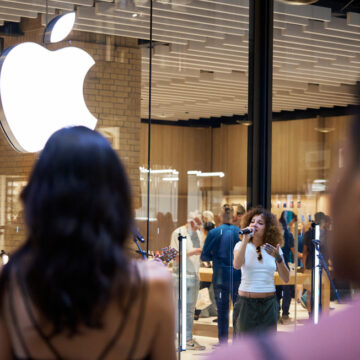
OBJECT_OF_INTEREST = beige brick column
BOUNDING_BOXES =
[0,18,141,253]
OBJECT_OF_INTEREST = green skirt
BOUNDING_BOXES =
[233,295,279,336]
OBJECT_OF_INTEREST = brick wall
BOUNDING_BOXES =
[0,17,141,254]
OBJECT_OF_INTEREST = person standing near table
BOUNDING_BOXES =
[170,212,206,351]
[276,211,298,323]
[302,211,325,316]
[233,207,289,335]
[201,204,241,344]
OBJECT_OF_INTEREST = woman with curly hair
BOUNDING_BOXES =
[233,207,289,335]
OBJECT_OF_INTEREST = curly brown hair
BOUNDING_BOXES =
[241,207,284,247]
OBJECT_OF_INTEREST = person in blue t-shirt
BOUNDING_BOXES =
[201,204,241,344]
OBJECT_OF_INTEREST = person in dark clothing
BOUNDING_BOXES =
[302,211,326,315]
[201,204,241,344]
[194,221,217,320]
[276,211,296,323]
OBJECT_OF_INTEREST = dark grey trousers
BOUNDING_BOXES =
[233,295,279,336]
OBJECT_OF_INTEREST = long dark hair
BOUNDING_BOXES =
[0,126,134,336]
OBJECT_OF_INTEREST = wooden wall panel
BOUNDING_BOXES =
[140,124,212,192]
[272,118,323,194]
[138,116,353,250]
[323,115,353,177]
[140,124,212,229]
[212,124,248,195]
[140,116,353,199]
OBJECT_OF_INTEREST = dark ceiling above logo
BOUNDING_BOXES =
[317,0,360,16]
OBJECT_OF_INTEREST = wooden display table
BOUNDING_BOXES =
[199,267,330,312]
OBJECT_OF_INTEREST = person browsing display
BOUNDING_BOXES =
[233,208,289,335]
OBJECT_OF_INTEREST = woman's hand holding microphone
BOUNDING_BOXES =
[239,227,255,243]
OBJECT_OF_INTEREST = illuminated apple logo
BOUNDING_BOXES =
[0,12,97,152]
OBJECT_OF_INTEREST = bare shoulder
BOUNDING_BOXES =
[136,261,174,314]
[137,260,173,285]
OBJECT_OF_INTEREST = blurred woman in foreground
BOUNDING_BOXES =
[0,126,176,360]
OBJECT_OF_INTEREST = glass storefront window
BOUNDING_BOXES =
[272,0,359,331]
[0,1,358,357]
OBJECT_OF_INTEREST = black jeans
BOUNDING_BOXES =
[276,285,293,316]
[213,280,239,343]
[233,295,279,336]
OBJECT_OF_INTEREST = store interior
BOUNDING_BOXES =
[0,0,359,356]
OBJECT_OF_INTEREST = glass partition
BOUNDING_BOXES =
[1,0,359,357]
[0,0,249,355]
[141,0,249,354]
[272,0,359,331]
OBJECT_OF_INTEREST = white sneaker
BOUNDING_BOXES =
[186,339,206,351]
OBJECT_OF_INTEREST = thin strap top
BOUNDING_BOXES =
[9,264,150,360]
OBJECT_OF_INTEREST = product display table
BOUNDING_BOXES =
[199,267,330,311]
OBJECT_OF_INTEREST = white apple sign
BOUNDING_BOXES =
[0,12,97,153]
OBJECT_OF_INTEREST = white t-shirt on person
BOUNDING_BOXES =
[234,241,283,293]
[170,225,203,278]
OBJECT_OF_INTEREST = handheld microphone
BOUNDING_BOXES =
[239,228,253,235]
[135,230,145,243]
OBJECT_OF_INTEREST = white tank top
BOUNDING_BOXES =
[234,241,283,293]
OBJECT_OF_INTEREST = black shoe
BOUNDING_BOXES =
[212,318,218,323]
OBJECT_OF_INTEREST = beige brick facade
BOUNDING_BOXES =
[0,17,141,253]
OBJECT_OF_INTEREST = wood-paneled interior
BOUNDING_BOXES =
[272,115,354,194]
[323,115,354,176]
[140,124,212,195]
[272,117,323,194]
[139,115,353,250]
[141,116,353,197]
[212,124,248,196]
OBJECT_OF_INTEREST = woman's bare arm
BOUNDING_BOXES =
[264,243,290,283]
[276,257,290,283]
[233,236,250,269]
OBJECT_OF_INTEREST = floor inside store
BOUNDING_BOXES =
[180,299,351,359]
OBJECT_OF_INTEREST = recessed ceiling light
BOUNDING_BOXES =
[314,127,335,133]
[236,120,252,126]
